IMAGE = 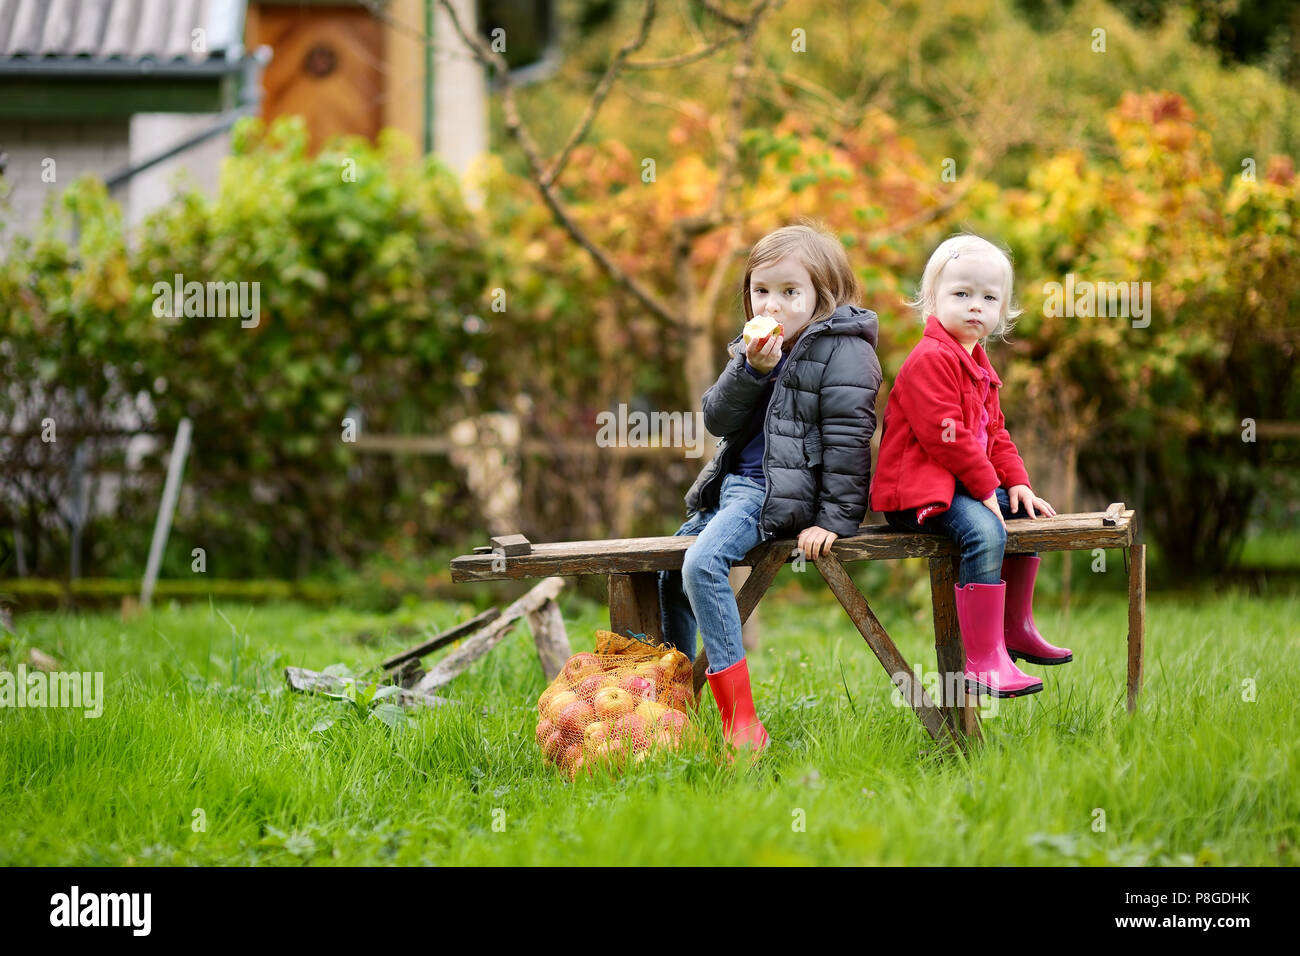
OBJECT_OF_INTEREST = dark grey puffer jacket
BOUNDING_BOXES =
[684,304,882,541]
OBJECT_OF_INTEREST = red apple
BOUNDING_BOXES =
[591,739,626,767]
[538,687,559,716]
[560,743,584,772]
[543,729,565,762]
[620,675,655,700]
[652,728,678,750]
[535,717,555,746]
[594,686,635,719]
[633,661,664,684]
[557,700,595,736]
[658,710,688,735]
[576,674,607,700]
[563,653,603,685]
[545,690,578,722]
[611,713,649,751]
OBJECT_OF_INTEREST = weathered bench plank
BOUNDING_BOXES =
[450,510,1136,582]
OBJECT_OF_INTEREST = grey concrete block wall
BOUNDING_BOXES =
[1,118,132,243]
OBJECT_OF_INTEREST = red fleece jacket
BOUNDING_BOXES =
[870,315,1032,522]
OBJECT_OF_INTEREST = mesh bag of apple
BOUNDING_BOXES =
[536,630,696,779]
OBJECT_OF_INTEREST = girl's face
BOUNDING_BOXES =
[749,256,817,350]
[932,251,1006,354]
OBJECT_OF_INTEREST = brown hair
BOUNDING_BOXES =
[742,220,862,325]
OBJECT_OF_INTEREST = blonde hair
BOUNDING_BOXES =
[908,232,1023,341]
[742,220,862,325]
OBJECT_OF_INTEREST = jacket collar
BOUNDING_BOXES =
[728,304,880,359]
[923,315,1002,387]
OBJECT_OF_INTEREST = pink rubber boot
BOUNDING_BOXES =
[954,581,1043,698]
[1002,555,1073,665]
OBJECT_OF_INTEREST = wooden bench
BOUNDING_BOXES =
[450,506,1145,752]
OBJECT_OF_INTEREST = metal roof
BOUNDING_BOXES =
[0,0,246,74]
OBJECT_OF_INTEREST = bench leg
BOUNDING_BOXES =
[1126,543,1146,713]
[608,573,664,647]
[690,543,789,699]
[815,553,962,753]
[929,555,982,746]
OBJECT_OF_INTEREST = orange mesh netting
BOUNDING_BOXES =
[536,630,697,779]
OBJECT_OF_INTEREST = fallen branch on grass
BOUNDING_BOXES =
[284,666,454,710]
[413,576,565,693]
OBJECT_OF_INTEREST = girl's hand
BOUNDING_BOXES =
[746,331,784,374]
[797,525,838,560]
[1008,484,1056,519]
[981,494,1007,531]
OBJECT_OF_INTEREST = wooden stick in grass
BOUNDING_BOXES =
[379,607,502,673]
[413,577,565,693]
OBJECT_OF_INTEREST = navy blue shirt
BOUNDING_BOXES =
[734,351,790,485]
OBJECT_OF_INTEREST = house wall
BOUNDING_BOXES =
[1,118,131,242]
[127,113,231,229]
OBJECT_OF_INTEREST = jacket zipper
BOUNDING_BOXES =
[754,325,825,542]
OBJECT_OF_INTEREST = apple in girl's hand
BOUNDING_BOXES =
[545,690,579,722]
[620,675,656,699]
[743,315,783,349]
[557,700,595,736]
[593,686,635,719]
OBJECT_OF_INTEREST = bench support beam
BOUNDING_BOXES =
[928,555,983,744]
[815,552,963,753]
[1127,543,1146,712]
[608,572,664,646]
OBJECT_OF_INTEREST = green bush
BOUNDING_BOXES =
[1,117,491,578]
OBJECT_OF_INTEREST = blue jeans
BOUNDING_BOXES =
[658,473,766,671]
[884,483,1037,586]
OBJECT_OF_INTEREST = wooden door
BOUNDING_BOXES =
[248,3,384,152]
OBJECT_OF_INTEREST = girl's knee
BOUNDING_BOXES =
[681,543,725,586]
[959,515,1006,559]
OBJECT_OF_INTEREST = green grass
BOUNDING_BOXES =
[1,571,1297,866]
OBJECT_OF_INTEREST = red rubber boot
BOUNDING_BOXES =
[1002,555,1073,665]
[954,581,1043,698]
[706,657,770,761]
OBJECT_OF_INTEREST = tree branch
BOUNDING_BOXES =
[543,0,659,188]
[431,0,680,325]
